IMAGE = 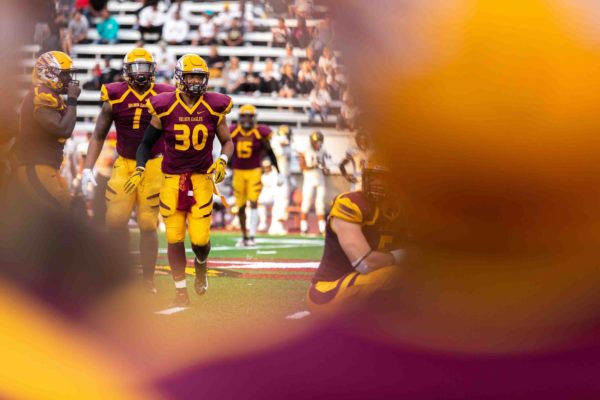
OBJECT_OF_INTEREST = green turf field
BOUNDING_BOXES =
[130,230,323,321]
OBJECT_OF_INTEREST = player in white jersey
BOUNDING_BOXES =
[339,130,371,191]
[257,159,279,231]
[298,131,330,234]
[269,125,293,235]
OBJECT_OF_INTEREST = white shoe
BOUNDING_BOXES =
[247,237,256,247]
[236,238,248,248]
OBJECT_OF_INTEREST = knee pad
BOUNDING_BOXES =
[137,211,158,231]
[192,241,211,262]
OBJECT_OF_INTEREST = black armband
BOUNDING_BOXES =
[136,124,163,168]
[66,98,77,106]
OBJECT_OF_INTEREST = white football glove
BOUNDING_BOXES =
[81,168,97,197]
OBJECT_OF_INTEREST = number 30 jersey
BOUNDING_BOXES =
[101,81,175,159]
[147,90,233,174]
[230,124,272,170]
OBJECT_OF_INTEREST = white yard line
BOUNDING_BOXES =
[285,310,311,320]
[155,306,189,315]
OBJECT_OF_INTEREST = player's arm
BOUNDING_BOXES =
[339,154,357,183]
[84,102,113,170]
[33,83,81,138]
[261,138,280,173]
[124,115,163,194]
[216,116,233,160]
[332,217,397,273]
[136,115,163,169]
[298,153,307,171]
[208,116,233,184]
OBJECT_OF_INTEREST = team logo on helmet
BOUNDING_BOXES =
[33,51,78,93]
[122,48,156,87]
[174,54,209,96]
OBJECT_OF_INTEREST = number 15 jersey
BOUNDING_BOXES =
[101,81,175,159]
[147,90,233,174]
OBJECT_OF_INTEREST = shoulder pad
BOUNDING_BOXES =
[153,83,176,94]
[101,81,128,102]
[258,124,273,140]
[33,86,61,110]
[203,92,233,115]
[329,192,371,224]
[147,91,177,118]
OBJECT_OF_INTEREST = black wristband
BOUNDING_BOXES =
[66,97,77,106]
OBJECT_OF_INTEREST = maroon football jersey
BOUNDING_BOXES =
[101,82,175,159]
[147,91,233,174]
[16,85,68,168]
[313,191,403,282]
[230,124,272,170]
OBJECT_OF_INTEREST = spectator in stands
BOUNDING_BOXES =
[193,11,217,45]
[318,46,338,75]
[279,63,298,105]
[238,61,261,95]
[259,58,280,95]
[206,45,226,78]
[290,16,311,48]
[297,60,317,96]
[95,8,119,44]
[223,56,244,94]
[154,41,176,82]
[68,9,90,45]
[280,44,299,74]
[313,16,335,56]
[138,4,165,44]
[304,46,317,69]
[223,17,244,46]
[289,0,314,18]
[162,10,189,45]
[84,57,121,90]
[337,90,359,131]
[271,17,289,48]
[87,0,108,19]
[298,61,317,96]
[214,3,237,32]
[308,78,332,123]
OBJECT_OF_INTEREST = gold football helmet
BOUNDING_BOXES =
[174,54,209,96]
[239,104,257,130]
[32,51,78,93]
[122,47,156,86]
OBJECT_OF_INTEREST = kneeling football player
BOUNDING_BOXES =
[126,54,233,307]
[306,158,405,312]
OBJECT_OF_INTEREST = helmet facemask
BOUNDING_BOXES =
[124,62,155,88]
[363,167,390,203]
[45,66,78,94]
[176,70,209,97]
[240,113,256,130]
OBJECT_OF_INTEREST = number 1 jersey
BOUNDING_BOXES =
[101,81,175,159]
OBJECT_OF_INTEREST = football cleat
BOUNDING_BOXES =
[194,259,209,296]
[169,288,190,308]
[247,237,256,247]
[143,279,158,294]
[236,238,249,247]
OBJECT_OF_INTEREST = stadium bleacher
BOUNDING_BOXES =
[21,0,351,140]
